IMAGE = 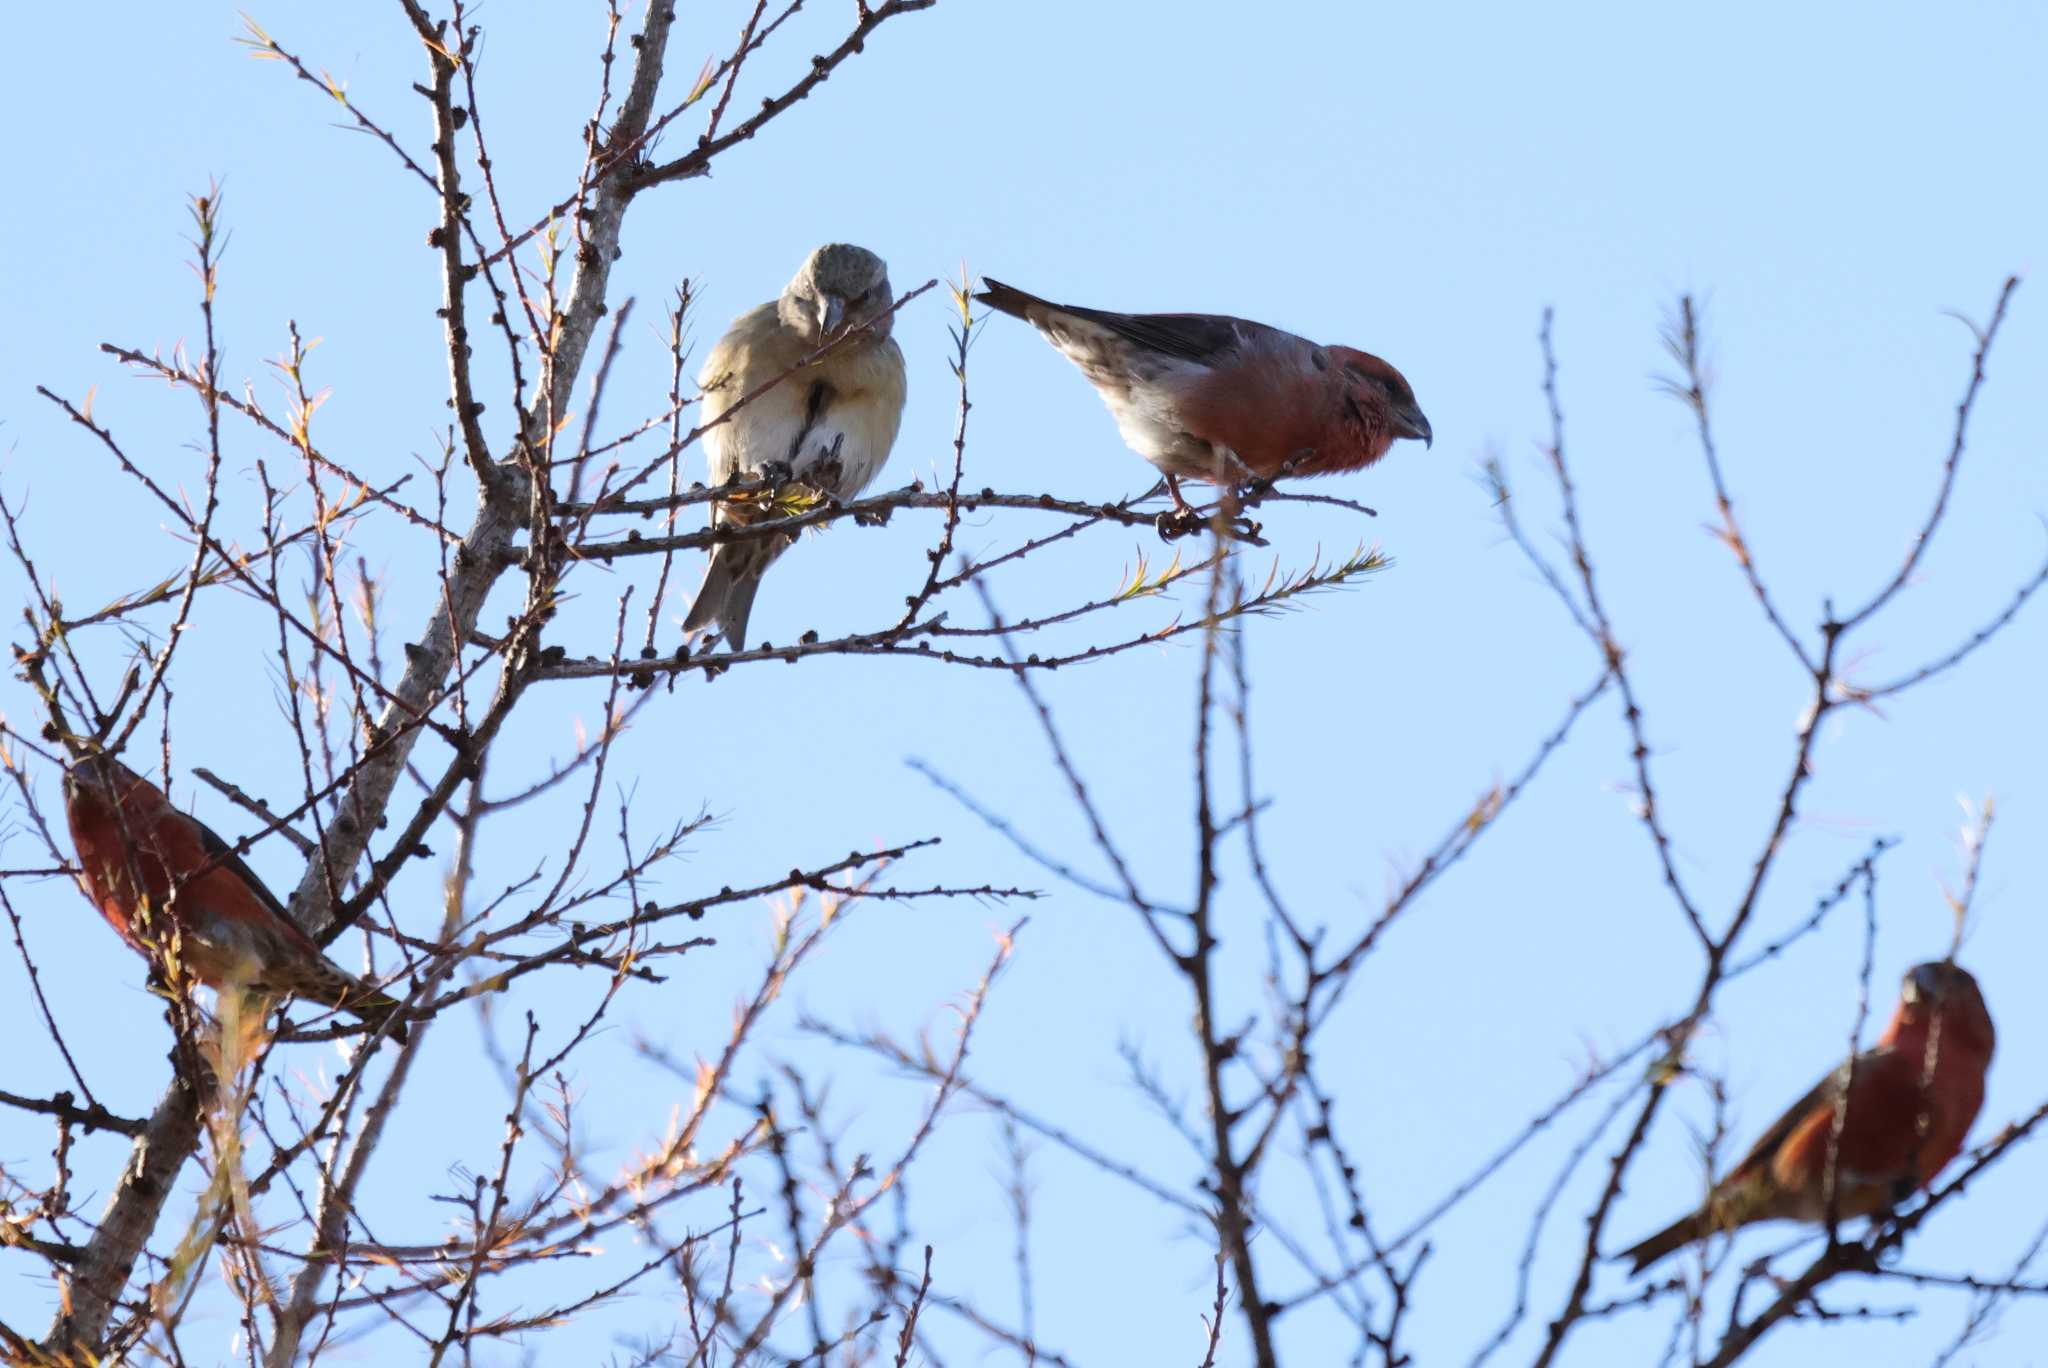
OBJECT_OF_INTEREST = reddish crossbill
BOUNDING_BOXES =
[975,278,1429,526]
[64,755,405,1042]
[1619,961,1993,1273]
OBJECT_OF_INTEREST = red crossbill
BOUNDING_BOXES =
[64,755,406,1042]
[683,243,909,651]
[975,278,1429,526]
[1619,961,1993,1273]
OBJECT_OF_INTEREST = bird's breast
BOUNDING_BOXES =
[1171,354,1378,478]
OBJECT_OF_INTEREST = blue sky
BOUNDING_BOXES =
[3,2,2046,1364]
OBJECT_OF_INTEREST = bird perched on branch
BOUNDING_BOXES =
[1617,960,1993,1273]
[64,754,406,1043]
[683,243,908,651]
[974,278,1430,536]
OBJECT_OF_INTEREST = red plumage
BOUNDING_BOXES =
[1618,961,1993,1273]
[975,278,1430,520]
[63,755,405,1042]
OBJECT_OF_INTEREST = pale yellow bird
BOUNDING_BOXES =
[683,244,908,650]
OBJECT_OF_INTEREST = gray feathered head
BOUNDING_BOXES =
[778,243,894,344]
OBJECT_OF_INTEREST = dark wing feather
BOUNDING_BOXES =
[186,810,300,929]
[1726,1055,1861,1181]
[975,278,1257,366]
[1071,309,1252,365]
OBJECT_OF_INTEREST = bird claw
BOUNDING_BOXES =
[808,451,846,494]
[1231,475,1278,506]
[1153,506,1266,546]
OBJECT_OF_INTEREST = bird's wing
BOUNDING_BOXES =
[185,811,289,920]
[698,301,794,486]
[1069,309,1252,365]
[1768,1045,1967,1191]
[1048,303,1301,368]
[182,808,323,953]
[980,280,1290,368]
[1724,1057,1856,1185]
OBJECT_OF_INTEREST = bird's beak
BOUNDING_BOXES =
[1395,406,1433,448]
[818,294,847,338]
[1911,963,1947,1003]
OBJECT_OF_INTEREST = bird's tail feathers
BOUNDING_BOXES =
[714,566,764,653]
[973,278,1048,321]
[684,542,779,652]
[681,549,739,636]
[344,985,409,1046]
[281,959,410,1046]
[1615,1210,1711,1274]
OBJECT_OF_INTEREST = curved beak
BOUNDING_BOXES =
[1395,405,1433,449]
[817,294,847,338]
[1910,962,1947,1003]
